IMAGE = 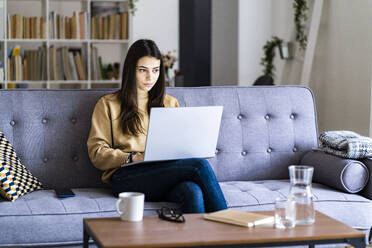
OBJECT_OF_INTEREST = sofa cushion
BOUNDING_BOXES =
[0,131,43,201]
[220,180,372,229]
[0,188,178,247]
[0,188,179,216]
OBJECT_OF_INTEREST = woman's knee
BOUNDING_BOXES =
[187,158,212,171]
[183,180,202,190]
[179,181,203,199]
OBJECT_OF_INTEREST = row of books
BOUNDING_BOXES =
[7,46,47,81]
[91,13,128,40]
[7,15,46,39]
[49,11,88,40]
[49,46,87,81]
[6,45,119,81]
[6,12,128,40]
[7,45,86,81]
[91,46,102,80]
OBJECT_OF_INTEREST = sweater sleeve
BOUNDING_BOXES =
[87,97,129,171]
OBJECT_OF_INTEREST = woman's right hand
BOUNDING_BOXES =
[132,152,144,162]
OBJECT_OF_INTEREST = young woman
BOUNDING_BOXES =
[87,39,227,213]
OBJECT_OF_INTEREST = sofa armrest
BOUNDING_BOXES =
[300,150,369,194]
[360,158,372,200]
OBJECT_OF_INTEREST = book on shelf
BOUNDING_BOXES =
[7,45,47,82]
[108,14,115,40]
[90,46,102,81]
[23,17,29,39]
[203,209,274,228]
[121,12,127,40]
[115,14,120,40]
[97,16,103,39]
[79,12,86,40]
[16,14,23,39]
[61,47,72,81]
[103,16,108,39]
[71,12,77,39]
[90,17,96,40]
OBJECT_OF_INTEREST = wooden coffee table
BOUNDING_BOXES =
[83,211,365,248]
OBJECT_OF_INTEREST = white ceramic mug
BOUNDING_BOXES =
[115,192,144,222]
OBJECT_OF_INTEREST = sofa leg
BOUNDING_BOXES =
[83,228,90,248]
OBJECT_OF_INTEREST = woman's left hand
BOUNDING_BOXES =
[132,153,144,162]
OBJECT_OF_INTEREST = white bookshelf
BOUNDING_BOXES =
[0,0,132,89]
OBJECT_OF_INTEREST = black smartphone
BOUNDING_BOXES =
[55,188,75,198]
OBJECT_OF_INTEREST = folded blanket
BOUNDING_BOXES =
[319,130,372,159]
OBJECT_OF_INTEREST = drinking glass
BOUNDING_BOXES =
[274,197,296,229]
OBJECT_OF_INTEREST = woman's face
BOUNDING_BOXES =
[136,56,161,92]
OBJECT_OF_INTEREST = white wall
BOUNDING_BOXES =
[132,0,179,71]
[310,0,372,135]
[238,0,272,85]
[271,0,303,85]
[213,0,372,135]
[264,0,372,135]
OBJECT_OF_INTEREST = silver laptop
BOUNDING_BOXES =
[121,106,223,167]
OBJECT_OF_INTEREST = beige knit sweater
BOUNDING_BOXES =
[87,90,179,184]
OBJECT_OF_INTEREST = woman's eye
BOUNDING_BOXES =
[153,69,159,73]
[139,69,146,73]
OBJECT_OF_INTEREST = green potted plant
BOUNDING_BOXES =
[260,36,283,77]
[293,0,309,50]
[106,63,114,80]
[129,0,138,15]
[113,62,120,80]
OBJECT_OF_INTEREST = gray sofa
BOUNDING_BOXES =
[0,86,372,248]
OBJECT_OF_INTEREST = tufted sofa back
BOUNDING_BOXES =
[0,86,318,189]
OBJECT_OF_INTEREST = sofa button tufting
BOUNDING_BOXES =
[237,114,243,120]
[264,114,270,120]
[10,120,15,126]
[241,151,247,156]
[43,157,48,163]
[73,155,79,161]
[42,118,48,124]
[290,114,295,119]
[71,117,77,124]
[267,148,272,153]
[293,147,298,152]
[215,149,219,154]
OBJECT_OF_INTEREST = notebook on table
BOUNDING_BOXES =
[121,106,223,167]
[203,209,274,227]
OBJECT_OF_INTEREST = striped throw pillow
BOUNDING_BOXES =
[0,131,43,201]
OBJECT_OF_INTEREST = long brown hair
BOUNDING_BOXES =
[119,39,165,136]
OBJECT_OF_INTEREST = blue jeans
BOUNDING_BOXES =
[111,158,227,213]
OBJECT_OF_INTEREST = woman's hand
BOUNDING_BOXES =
[132,152,144,162]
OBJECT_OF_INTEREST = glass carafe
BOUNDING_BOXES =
[288,165,315,225]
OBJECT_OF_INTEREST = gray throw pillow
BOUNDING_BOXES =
[300,150,369,193]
